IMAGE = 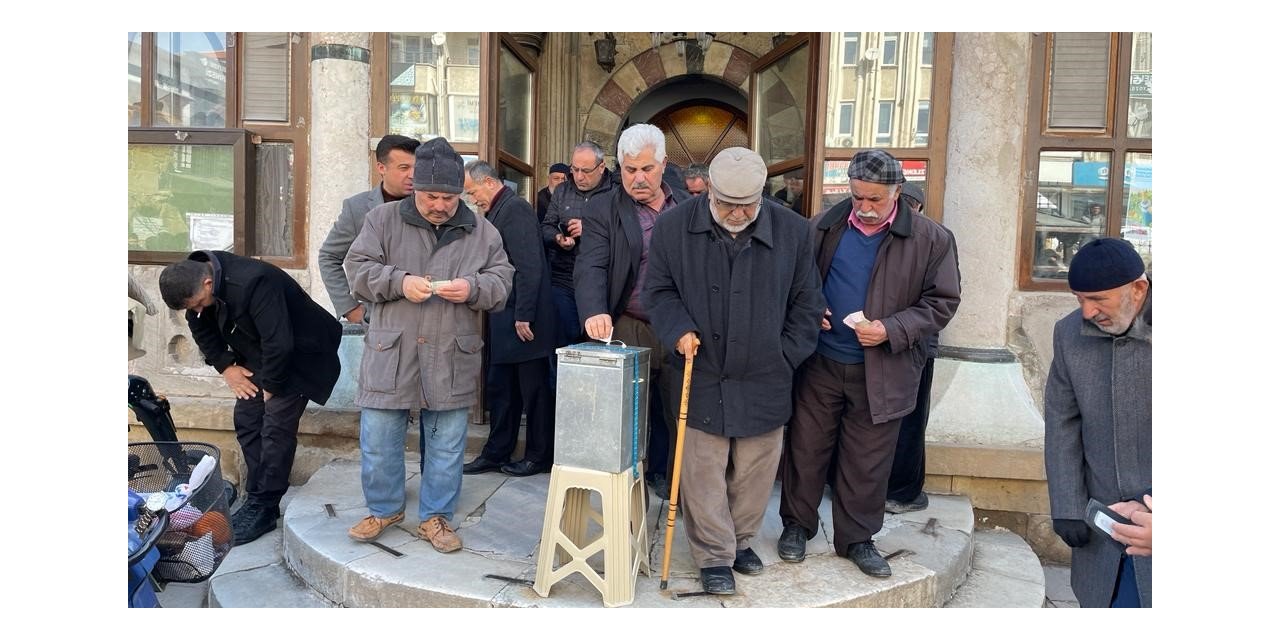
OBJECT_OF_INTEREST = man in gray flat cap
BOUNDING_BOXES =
[644,147,824,595]
[1044,237,1151,607]
[777,149,960,578]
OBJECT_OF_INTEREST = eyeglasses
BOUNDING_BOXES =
[570,161,603,175]
[711,196,761,215]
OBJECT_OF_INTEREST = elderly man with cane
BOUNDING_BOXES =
[645,147,824,595]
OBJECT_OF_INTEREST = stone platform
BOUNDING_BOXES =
[265,457,1022,608]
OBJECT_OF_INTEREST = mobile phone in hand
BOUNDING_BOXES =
[1085,498,1134,539]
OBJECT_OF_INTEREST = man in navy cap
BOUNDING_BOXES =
[536,162,571,224]
[777,149,960,578]
[1044,238,1151,607]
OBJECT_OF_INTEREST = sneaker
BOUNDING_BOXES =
[419,515,462,553]
[232,499,280,546]
[347,512,405,542]
[885,492,929,514]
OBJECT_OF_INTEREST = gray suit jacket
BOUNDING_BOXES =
[319,186,391,317]
[1044,286,1152,607]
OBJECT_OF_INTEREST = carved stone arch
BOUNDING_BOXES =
[580,40,759,158]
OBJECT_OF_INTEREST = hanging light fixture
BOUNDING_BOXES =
[594,32,617,72]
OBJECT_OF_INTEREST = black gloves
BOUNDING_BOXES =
[1053,518,1091,548]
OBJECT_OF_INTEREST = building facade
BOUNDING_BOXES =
[127,32,1152,557]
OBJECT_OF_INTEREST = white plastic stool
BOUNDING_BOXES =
[533,463,650,607]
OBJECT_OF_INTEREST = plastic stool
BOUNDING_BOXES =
[533,463,650,607]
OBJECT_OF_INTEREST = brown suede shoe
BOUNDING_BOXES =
[348,512,404,542]
[418,515,462,553]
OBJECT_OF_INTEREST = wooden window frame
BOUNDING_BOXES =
[1018,32,1152,291]
[128,32,309,268]
[127,128,252,265]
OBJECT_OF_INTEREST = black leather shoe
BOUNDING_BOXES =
[847,541,891,578]
[462,457,504,475]
[700,566,736,595]
[732,548,764,575]
[885,492,929,514]
[232,499,279,546]
[777,523,808,563]
[501,459,550,477]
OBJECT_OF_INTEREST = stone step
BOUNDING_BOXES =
[280,459,979,608]
[943,528,1045,608]
[207,528,336,608]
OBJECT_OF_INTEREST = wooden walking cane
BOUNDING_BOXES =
[659,342,697,590]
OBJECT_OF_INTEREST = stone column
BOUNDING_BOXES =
[941,32,1031,351]
[538,32,579,172]
[309,33,372,411]
[927,33,1044,453]
[308,32,372,310]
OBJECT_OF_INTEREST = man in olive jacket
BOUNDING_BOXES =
[159,250,342,546]
[342,137,513,554]
[644,147,824,595]
[777,150,960,578]
[1044,238,1152,608]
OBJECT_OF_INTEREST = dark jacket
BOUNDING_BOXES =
[812,196,961,423]
[541,170,615,290]
[574,185,693,325]
[1044,287,1152,608]
[184,250,342,405]
[486,187,556,364]
[535,186,552,224]
[643,196,825,437]
[318,186,395,317]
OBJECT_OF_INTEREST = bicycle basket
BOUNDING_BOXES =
[127,442,233,583]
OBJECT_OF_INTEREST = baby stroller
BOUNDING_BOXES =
[128,441,234,607]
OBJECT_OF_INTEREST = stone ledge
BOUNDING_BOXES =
[926,442,1046,481]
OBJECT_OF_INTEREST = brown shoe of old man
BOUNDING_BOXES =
[348,512,405,542]
[419,515,462,553]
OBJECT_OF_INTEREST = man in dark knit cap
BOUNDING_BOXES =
[777,149,960,578]
[1045,237,1151,607]
[536,162,571,224]
[343,137,514,554]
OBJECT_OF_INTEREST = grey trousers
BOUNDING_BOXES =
[679,426,784,569]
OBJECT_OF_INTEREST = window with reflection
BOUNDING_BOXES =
[754,44,809,166]
[153,32,227,128]
[1032,151,1109,280]
[128,142,236,253]
[388,32,481,142]
[1022,33,1152,287]
[823,32,935,149]
[498,46,533,163]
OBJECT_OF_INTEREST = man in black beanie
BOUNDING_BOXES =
[1044,237,1151,607]
[343,136,514,554]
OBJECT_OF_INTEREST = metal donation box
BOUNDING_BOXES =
[553,343,651,473]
